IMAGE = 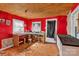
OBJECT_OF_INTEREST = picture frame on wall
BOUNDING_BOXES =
[6,20,11,26]
[0,19,5,23]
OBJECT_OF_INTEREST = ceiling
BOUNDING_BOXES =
[0,3,74,19]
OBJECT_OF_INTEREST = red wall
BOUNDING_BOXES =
[0,11,67,49]
[57,16,67,34]
[71,3,79,13]
[0,11,28,48]
[28,16,67,35]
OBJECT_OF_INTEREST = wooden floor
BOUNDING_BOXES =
[62,45,79,56]
[0,42,59,56]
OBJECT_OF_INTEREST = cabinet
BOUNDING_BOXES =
[13,35,26,47]
[13,32,45,47]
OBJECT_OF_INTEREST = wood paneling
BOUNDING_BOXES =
[0,3,74,19]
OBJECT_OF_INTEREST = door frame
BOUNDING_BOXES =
[45,18,57,43]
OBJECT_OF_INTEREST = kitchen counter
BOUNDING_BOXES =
[58,35,79,46]
[13,32,45,36]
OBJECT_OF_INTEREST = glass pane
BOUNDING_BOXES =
[32,22,41,32]
[47,21,56,38]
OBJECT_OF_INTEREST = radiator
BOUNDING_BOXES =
[2,38,14,48]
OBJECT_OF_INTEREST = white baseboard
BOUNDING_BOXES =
[45,38,56,43]
[0,45,13,51]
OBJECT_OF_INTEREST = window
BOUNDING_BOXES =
[32,22,41,32]
[13,19,24,34]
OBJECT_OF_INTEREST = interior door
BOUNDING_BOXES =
[47,21,55,38]
[46,20,56,43]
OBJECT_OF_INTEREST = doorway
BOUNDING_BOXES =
[45,19,57,43]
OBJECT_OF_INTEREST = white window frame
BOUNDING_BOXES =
[32,22,41,32]
[13,19,24,34]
